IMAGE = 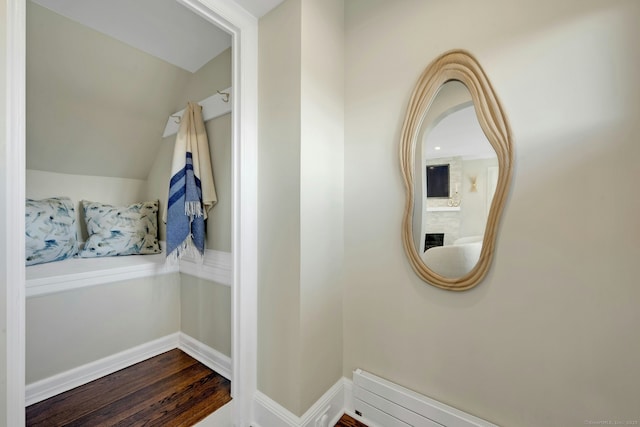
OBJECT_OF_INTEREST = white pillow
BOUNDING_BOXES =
[79,200,161,258]
[25,197,78,266]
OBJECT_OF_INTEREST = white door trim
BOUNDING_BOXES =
[180,2,259,424]
[5,1,26,425]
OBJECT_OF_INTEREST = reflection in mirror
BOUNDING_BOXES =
[412,81,498,279]
[400,50,513,291]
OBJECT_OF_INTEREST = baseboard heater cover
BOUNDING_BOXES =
[352,369,497,427]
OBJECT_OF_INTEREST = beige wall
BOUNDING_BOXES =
[258,0,344,416]
[178,48,232,108]
[299,0,344,413]
[344,0,640,425]
[258,0,303,414]
[26,273,181,384]
[201,113,232,252]
[26,2,191,180]
[180,274,231,357]
[0,0,8,423]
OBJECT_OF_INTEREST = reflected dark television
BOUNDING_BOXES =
[426,164,450,198]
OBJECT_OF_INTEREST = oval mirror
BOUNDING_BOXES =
[400,50,513,291]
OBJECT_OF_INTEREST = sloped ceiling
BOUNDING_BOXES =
[31,0,231,73]
[26,2,195,179]
[31,0,286,72]
[26,0,283,180]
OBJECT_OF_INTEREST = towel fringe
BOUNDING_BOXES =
[185,201,204,218]
[166,235,204,264]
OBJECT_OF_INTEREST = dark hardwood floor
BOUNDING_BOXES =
[335,414,368,427]
[26,349,368,427]
[26,349,231,427]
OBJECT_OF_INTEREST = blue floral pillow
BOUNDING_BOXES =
[25,197,78,266]
[79,200,161,258]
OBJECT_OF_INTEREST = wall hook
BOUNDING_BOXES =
[217,90,230,103]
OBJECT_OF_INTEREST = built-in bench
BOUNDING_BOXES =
[26,248,232,298]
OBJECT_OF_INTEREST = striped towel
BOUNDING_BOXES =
[165,102,217,260]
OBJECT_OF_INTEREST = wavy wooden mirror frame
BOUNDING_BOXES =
[400,50,513,291]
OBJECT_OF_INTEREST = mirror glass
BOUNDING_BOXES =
[400,50,513,291]
[411,81,498,279]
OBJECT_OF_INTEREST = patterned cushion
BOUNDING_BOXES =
[79,200,161,258]
[25,197,78,266]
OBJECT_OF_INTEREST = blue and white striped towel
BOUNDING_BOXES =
[165,101,217,260]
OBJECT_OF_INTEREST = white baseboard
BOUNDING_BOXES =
[253,391,300,427]
[300,379,346,427]
[253,378,346,427]
[25,333,180,406]
[178,332,232,381]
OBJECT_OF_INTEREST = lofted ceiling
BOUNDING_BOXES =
[31,0,284,73]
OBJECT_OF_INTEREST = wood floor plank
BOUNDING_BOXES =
[335,414,368,427]
[63,363,214,427]
[26,349,230,427]
[116,372,231,427]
